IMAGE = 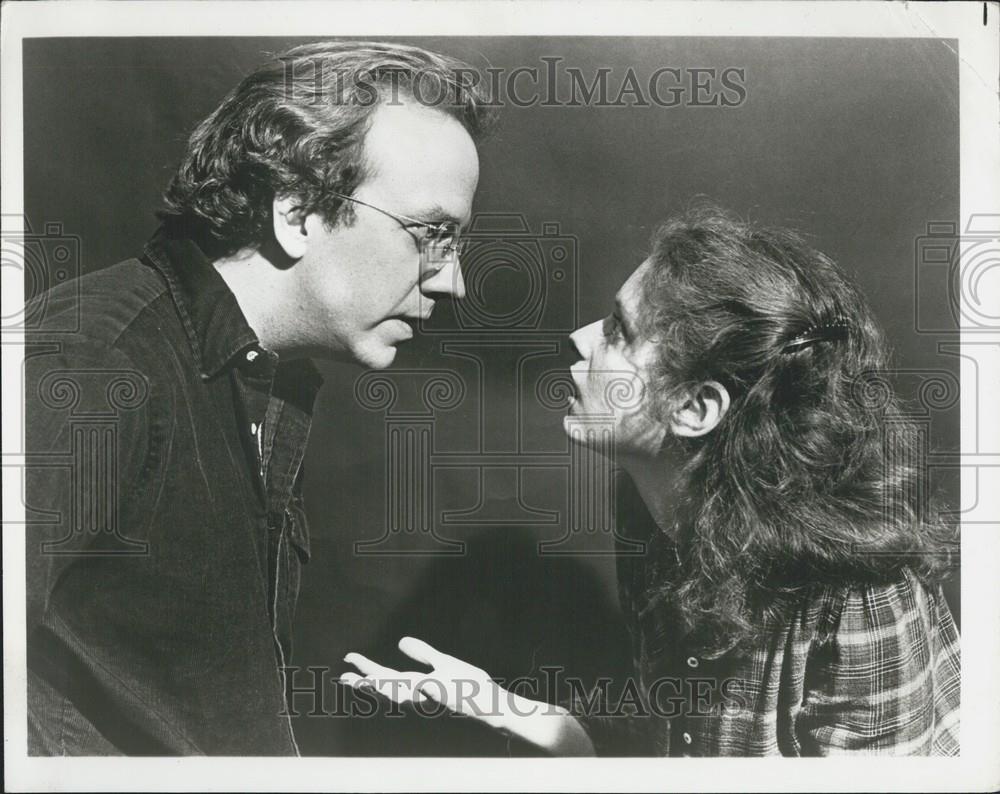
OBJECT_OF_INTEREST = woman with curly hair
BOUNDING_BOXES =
[342,206,960,757]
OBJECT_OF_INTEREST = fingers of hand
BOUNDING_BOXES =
[339,671,428,705]
[398,637,487,680]
[342,646,495,717]
[341,654,427,704]
[342,652,394,679]
[398,636,450,668]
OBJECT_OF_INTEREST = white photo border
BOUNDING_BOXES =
[2,1,998,791]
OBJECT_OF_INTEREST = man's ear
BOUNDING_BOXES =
[668,380,731,438]
[272,196,309,259]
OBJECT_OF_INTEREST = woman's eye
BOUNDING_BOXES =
[602,314,624,341]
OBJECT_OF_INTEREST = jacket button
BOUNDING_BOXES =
[245,349,259,363]
[682,731,693,745]
[686,656,699,669]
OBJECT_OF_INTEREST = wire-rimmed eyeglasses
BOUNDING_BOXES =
[330,192,466,269]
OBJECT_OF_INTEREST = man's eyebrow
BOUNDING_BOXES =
[407,205,465,226]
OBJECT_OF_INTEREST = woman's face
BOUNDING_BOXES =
[566,259,668,459]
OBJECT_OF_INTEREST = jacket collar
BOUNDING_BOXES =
[141,228,322,392]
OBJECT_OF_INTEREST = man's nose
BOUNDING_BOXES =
[421,257,466,300]
[569,319,602,358]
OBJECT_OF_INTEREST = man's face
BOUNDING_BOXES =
[294,99,480,368]
[566,259,667,459]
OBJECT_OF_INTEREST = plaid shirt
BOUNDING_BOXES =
[573,531,961,757]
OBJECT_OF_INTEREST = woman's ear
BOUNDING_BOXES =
[668,380,731,437]
[272,196,309,259]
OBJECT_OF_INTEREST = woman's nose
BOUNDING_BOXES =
[569,319,603,359]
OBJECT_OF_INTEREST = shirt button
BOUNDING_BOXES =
[686,656,699,669]
[682,731,693,745]
[245,349,259,363]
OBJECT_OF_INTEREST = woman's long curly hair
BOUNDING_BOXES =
[158,41,495,259]
[631,205,957,655]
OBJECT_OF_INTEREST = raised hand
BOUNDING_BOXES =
[340,636,596,755]
[340,636,507,728]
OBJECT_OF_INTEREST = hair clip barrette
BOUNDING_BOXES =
[780,318,850,354]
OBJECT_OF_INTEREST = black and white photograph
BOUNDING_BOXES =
[2,1,998,791]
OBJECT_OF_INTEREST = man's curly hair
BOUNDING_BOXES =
[158,41,495,258]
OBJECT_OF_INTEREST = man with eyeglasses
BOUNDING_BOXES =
[25,41,492,755]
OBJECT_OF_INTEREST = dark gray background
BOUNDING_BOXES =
[24,36,960,755]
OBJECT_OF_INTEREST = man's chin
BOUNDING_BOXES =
[350,342,398,370]
[353,321,417,369]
